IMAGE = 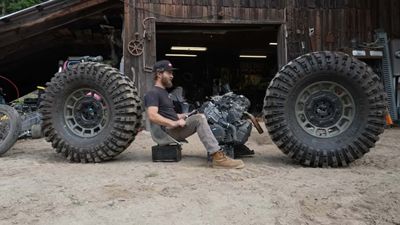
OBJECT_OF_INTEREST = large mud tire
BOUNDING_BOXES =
[263,51,386,167]
[0,104,21,156]
[40,62,143,163]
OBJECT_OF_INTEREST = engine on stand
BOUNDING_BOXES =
[199,89,263,158]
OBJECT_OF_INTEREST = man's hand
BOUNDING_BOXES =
[177,113,188,120]
[174,119,186,128]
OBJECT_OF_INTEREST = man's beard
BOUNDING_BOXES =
[161,75,173,88]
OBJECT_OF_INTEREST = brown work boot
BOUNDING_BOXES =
[212,151,245,169]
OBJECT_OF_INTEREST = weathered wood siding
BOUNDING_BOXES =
[132,0,286,24]
[125,0,400,95]
[286,0,400,59]
[126,0,399,63]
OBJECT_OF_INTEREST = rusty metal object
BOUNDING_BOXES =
[244,112,263,134]
[128,33,143,56]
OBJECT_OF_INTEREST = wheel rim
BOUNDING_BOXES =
[0,113,11,143]
[64,89,108,138]
[295,81,355,138]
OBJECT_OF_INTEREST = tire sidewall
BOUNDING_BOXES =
[0,105,21,155]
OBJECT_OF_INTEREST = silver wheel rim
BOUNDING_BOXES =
[295,81,355,138]
[64,89,108,138]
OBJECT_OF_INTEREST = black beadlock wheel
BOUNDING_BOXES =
[263,51,387,167]
[40,62,143,163]
[0,104,21,156]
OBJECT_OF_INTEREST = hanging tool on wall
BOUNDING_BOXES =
[127,17,156,72]
[142,17,156,72]
[128,32,144,56]
[127,17,155,57]
[309,27,316,51]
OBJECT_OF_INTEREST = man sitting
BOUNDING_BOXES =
[144,60,244,169]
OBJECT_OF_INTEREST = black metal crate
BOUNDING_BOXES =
[152,145,182,162]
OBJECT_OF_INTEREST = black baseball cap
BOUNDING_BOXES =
[153,60,178,72]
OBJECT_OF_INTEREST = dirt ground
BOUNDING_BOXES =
[0,124,399,225]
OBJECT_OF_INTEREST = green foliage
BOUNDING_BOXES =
[1,0,48,16]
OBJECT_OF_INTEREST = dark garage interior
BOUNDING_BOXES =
[156,24,280,114]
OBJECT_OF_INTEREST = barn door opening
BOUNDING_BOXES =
[156,24,280,114]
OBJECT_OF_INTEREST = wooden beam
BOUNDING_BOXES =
[0,0,121,49]
[0,0,108,33]
[123,0,136,82]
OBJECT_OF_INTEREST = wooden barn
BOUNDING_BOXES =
[0,0,399,113]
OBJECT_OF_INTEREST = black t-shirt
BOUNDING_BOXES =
[144,86,179,121]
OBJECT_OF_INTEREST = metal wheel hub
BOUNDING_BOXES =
[64,89,108,138]
[295,81,355,138]
[74,97,103,128]
[305,91,343,128]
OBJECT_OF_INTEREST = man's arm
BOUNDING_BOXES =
[147,106,186,128]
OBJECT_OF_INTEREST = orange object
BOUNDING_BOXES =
[386,112,393,126]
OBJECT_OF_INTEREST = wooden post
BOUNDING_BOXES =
[123,0,136,83]
[277,24,288,69]
[123,0,156,98]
